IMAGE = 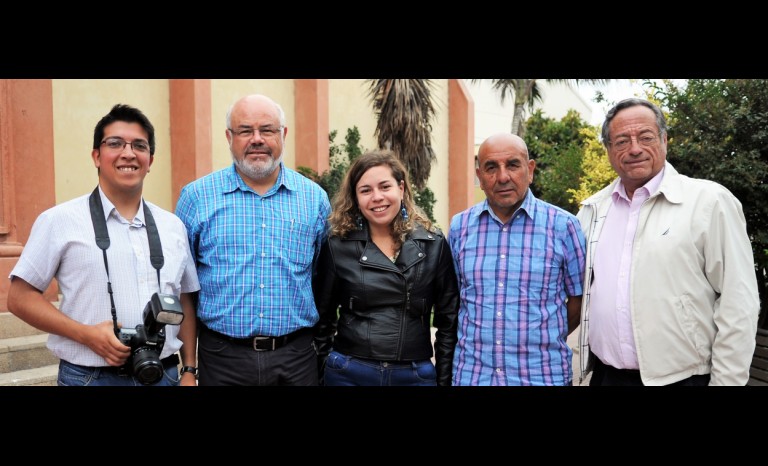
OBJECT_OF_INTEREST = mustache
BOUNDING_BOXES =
[246,143,271,154]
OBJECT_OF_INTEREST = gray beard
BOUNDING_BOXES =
[234,153,282,180]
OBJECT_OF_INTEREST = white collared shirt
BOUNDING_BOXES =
[10,187,200,366]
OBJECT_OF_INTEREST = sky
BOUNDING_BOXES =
[577,79,649,126]
[577,79,690,126]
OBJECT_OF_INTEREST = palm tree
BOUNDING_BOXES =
[473,79,611,137]
[366,79,437,191]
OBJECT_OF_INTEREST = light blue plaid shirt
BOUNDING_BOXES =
[175,163,330,338]
[448,190,586,385]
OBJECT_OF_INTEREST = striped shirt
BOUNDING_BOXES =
[448,190,586,385]
[175,163,330,338]
[9,187,200,367]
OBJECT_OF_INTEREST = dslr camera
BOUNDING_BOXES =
[117,293,184,385]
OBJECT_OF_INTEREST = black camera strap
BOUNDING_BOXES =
[88,186,164,335]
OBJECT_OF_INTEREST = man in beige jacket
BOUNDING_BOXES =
[577,98,759,386]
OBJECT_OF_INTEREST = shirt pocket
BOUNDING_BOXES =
[159,236,189,296]
[277,220,314,267]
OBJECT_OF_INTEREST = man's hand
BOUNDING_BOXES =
[86,320,131,366]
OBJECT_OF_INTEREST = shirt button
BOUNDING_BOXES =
[500,254,506,259]
[362,256,368,261]
[503,227,508,232]
[497,311,502,316]
[496,368,502,373]
[498,282,504,287]
[259,284,265,288]
[259,313,264,317]
[262,223,266,228]
[418,253,424,257]
[261,253,266,257]
[496,341,501,345]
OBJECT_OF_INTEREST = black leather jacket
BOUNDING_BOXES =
[313,224,459,385]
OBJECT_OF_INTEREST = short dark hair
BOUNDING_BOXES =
[93,104,156,155]
[601,98,667,147]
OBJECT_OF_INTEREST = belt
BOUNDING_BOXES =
[603,364,640,375]
[596,357,640,374]
[202,324,311,352]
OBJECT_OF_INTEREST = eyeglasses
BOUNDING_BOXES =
[100,137,151,154]
[228,126,283,140]
[608,133,659,151]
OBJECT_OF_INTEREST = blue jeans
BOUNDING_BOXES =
[323,350,436,386]
[57,359,179,386]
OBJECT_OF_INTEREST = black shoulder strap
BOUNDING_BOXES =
[89,185,164,274]
[88,186,165,334]
[89,186,110,251]
[143,201,164,271]
[89,186,117,333]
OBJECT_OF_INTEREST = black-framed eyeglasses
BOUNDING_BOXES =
[100,137,151,154]
[608,133,660,151]
[228,126,283,139]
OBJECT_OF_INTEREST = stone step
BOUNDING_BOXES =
[0,312,46,339]
[0,333,59,374]
[0,364,58,386]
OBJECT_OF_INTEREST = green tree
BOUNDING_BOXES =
[298,126,364,203]
[568,126,615,206]
[524,109,594,213]
[473,79,611,137]
[366,79,437,222]
[658,79,768,328]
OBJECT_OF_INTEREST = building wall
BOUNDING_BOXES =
[535,81,593,122]
[428,80,450,230]
[328,79,378,152]
[466,79,593,147]
[53,80,172,209]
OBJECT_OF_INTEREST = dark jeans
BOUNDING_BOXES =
[198,324,318,386]
[589,354,711,386]
[323,349,437,386]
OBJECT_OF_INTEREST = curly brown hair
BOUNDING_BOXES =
[329,150,433,246]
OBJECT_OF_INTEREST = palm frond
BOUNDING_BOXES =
[366,79,437,190]
[472,78,612,136]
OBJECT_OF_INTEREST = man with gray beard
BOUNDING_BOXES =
[175,94,331,385]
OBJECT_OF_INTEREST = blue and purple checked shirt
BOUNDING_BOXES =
[175,163,330,338]
[448,190,586,385]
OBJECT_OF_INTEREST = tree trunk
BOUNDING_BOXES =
[511,103,526,137]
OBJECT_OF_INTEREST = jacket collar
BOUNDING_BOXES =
[344,223,436,272]
[581,161,683,207]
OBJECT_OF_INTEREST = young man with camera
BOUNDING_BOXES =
[7,104,200,386]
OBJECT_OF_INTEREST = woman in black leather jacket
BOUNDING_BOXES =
[313,150,459,386]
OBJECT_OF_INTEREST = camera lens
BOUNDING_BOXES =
[132,347,165,385]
